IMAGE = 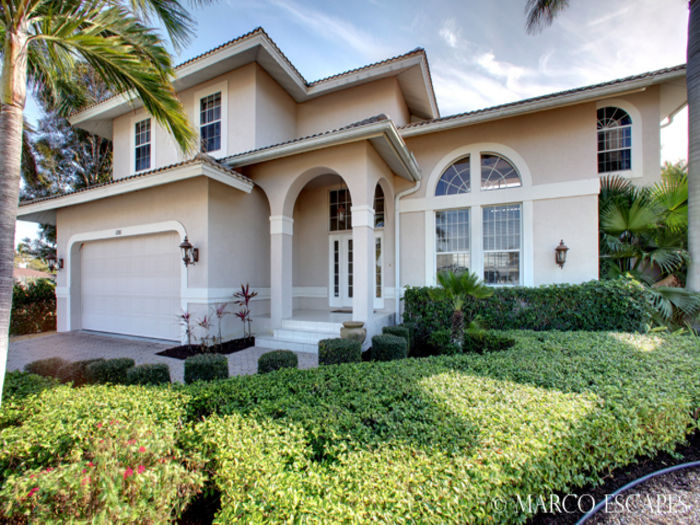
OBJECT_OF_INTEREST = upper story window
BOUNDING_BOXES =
[330,187,352,231]
[374,185,385,228]
[435,155,470,195]
[481,154,521,190]
[134,119,151,172]
[200,92,222,153]
[597,106,631,173]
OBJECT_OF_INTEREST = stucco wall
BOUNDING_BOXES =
[254,65,296,148]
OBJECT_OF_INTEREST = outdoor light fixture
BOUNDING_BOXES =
[179,236,199,267]
[555,240,569,269]
[46,254,63,272]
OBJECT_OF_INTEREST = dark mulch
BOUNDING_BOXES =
[526,430,700,525]
[156,337,255,360]
[178,489,220,525]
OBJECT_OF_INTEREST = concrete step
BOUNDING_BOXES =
[281,318,343,333]
[256,335,320,353]
[273,328,338,343]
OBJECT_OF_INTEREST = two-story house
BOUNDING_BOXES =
[17,27,687,351]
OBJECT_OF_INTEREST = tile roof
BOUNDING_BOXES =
[308,48,426,86]
[18,154,250,206]
[401,64,686,131]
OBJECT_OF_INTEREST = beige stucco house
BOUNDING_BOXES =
[16,28,687,351]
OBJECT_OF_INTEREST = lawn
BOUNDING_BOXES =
[1,331,698,524]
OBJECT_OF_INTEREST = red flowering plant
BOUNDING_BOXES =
[179,310,194,347]
[233,284,258,338]
[213,303,230,349]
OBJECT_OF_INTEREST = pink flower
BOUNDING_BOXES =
[88,461,95,467]
[82,468,87,474]
[127,439,137,445]
[138,446,146,453]
[137,465,145,474]
[81,476,90,486]
[27,487,38,498]
[97,422,102,429]
[29,474,35,479]
[123,467,133,480]
[45,467,53,473]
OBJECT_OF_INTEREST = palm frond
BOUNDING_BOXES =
[649,286,700,321]
[525,0,570,33]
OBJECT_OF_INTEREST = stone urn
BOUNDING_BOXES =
[340,321,366,344]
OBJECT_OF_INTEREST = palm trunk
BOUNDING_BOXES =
[0,28,29,407]
[688,0,700,292]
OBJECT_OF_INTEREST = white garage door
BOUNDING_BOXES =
[80,232,181,341]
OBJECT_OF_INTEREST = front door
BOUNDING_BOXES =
[329,232,383,309]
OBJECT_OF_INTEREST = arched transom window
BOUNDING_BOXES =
[480,154,522,190]
[597,106,632,173]
[435,156,470,195]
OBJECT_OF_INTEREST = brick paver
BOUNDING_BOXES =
[8,331,318,383]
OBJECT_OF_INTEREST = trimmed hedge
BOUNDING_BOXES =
[258,350,298,374]
[85,358,135,385]
[56,359,105,386]
[184,353,228,384]
[2,371,58,401]
[10,279,56,336]
[370,334,408,361]
[382,325,410,344]
[463,331,516,354]
[318,338,362,365]
[428,328,460,355]
[24,357,67,379]
[126,363,171,385]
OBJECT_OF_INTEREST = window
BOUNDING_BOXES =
[374,185,385,228]
[435,208,470,274]
[329,187,352,231]
[375,237,382,298]
[134,119,151,172]
[435,156,470,195]
[200,92,222,153]
[597,106,631,173]
[481,154,521,190]
[483,204,521,285]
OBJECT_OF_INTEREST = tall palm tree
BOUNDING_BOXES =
[526,0,699,293]
[0,0,203,405]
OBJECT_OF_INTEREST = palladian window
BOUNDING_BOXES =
[435,156,470,195]
[480,154,521,190]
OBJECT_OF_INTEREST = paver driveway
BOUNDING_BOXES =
[8,331,318,383]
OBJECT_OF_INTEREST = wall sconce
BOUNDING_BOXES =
[46,253,64,272]
[555,240,569,269]
[179,236,199,267]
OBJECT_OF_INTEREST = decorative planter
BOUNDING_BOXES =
[340,321,366,344]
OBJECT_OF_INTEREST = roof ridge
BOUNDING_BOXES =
[308,48,426,86]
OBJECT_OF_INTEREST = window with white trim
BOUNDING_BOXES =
[200,92,222,153]
[483,204,521,285]
[329,187,352,231]
[481,154,521,190]
[435,155,470,195]
[374,185,385,228]
[134,119,151,172]
[597,106,631,173]
[435,208,470,274]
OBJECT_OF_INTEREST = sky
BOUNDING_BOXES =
[15,0,690,246]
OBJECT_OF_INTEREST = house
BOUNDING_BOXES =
[16,28,687,351]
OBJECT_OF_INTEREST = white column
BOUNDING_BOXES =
[351,205,375,323]
[269,215,293,328]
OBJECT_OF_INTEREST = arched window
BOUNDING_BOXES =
[480,154,521,190]
[374,185,385,228]
[435,156,470,195]
[597,107,632,173]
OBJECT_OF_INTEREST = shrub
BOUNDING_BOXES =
[370,334,408,361]
[258,350,298,374]
[126,363,171,385]
[10,279,56,335]
[184,353,228,384]
[382,325,410,344]
[24,357,68,379]
[318,338,362,365]
[85,358,135,385]
[56,358,105,386]
[2,371,58,400]
[463,331,516,354]
[428,328,460,355]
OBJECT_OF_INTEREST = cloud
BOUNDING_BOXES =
[439,20,459,48]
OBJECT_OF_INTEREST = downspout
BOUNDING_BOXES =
[660,101,687,128]
[394,178,421,321]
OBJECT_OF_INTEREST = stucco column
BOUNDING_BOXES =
[269,215,293,328]
[351,205,375,323]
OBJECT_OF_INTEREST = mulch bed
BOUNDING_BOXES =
[156,337,255,360]
[527,430,700,525]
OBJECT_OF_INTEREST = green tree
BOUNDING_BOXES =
[0,0,207,407]
[526,0,700,293]
[430,270,493,341]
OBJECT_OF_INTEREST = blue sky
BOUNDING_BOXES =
[16,0,690,245]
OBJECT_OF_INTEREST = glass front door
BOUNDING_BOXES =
[329,233,383,309]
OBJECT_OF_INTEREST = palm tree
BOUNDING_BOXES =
[0,0,205,405]
[430,270,493,340]
[526,0,700,293]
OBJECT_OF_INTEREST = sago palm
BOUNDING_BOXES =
[0,0,205,406]
[431,269,493,338]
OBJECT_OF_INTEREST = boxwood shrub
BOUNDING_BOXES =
[370,334,408,361]
[318,338,362,365]
[184,353,228,384]
[382,325,410,344]
[463,331,516,354]
[85,358,135,385]
[56,358,105,386]
[126,363,171,385]
[258,350,298,374]
[24,357,68,379]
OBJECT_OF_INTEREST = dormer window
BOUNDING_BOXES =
[200,92,222,153]
[134,119,151,172]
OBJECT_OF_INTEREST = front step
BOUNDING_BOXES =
[256,318,343,353]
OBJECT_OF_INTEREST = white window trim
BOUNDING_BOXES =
[129,114,156,175]
[481,202,523,287]
[195,80,228,157]
[596,98,643,179]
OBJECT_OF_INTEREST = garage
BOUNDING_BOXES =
[80,232,181,341]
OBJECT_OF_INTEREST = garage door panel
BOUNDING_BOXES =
[80,232,181,341]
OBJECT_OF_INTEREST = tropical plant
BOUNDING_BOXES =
[213,303,230,348]
[196,314,213,351]
[233,284,258,338]
[0,0,211,407]
[179,311,193,347]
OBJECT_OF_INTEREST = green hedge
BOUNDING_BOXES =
[370,334,408,361]
[184,353,228,384]
[10,279,56,335]
[2,371,58,401]
[403,278,655,351]
[318,338,362,365]
[85,358,135,385]
[258,350,298,374]
[126,363,171,385]
[382,325,410,344]
[183,332,699,524]
[463,331,516,354]
[56,359,105,386]
[24,357,68,379]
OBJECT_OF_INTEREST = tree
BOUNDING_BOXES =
[430,270,493,341]
[525,0,699,293]
[0,0,206,406]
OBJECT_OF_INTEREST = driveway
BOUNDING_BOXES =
[8,331,318,383]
